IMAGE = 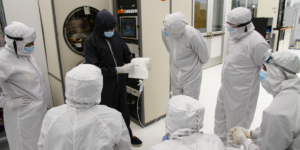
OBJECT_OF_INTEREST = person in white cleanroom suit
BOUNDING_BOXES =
[0,21,47,150]
[162,12,209,100]
[214,7,270,145]
[149,95,226,150]
[38,64,132,150]
[228,51,300,150]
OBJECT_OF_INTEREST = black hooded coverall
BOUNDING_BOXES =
[84,9,133,138]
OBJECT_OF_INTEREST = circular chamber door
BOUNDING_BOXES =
[76,58,86,66]
[63,7,98,56]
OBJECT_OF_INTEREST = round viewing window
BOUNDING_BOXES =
[63,6,98,56]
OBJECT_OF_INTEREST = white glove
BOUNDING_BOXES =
[230,126,252,138]
[3,97,32,109]
[116,63,135,74]
[228,128,247,145]
[147,62,151,71]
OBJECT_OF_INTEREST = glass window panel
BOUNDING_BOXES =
[232,0,246,10]
[194,0,207,33]
[212,0,224,32]
[247,0,258,17]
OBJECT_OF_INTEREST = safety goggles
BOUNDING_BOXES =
[223,23,237,29]
[25,41,34,47]
[105,27,115,32]
[105,29,114,32]
[224,20,252,32]
[263,50,297,79]
[107,29,114,32]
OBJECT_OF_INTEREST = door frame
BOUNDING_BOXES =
[192,0,226,69]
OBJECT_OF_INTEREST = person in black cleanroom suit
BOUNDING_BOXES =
[84,9,142,147]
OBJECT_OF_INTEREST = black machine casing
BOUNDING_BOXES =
[114,0,143,125]
[252,18,274,50]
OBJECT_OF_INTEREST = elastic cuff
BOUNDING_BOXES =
[116,67,121,74]
[251,130,260,139]
[3,100,13,109]
[247,130,251,138]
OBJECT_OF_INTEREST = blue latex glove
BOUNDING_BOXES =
[162,135,168,141]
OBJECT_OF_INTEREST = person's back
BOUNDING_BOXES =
[38,64,131,150]
[149,95,225,150]
[39,104,130,150]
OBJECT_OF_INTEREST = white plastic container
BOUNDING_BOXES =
[129,58,151,79]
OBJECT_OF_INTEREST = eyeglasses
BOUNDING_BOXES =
[25,42,34,47]
[223,23,238,29]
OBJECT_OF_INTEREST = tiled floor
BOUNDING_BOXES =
[2,58,297,149]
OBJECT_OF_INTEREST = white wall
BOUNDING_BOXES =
[292,0,300,6]
[2,0,53,107]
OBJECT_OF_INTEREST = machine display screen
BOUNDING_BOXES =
[121,18,137,38]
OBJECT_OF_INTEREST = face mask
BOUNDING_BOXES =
[258,68,273,94]
[259,69,266,82]
[104,31,114,38]
[227,27,237,32]
[228,28,238,38]
[229,27,249,39]
[260,69,273,94]
[261,76,273,95]
[24,45,35,51]
[162,28,169,36]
